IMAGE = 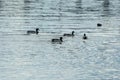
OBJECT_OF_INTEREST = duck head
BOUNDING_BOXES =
[72,31,75,35]
[60,37,63,42]
[84,33,86,36]
[36,28,39,34]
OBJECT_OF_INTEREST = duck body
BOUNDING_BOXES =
[83,34,88,40]
[63,31,75,37]
[63,34,74,36]
[27,28,39,35]
[51,37,63,43]
[97,23,102,27]
[27,31,36,34]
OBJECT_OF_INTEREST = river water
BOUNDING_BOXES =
[0,0,120,80]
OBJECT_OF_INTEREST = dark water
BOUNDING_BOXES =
[0,0,120,80]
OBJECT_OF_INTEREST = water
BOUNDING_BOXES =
[0,0,120,80]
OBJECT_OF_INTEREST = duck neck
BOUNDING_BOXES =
[36,29,39,34]
[60,38,63,42]
[72,32,74,36]
[84,34,86,37]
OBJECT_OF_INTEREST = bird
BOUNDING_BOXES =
[63,31,75,37]
[27,28,39,35]
[97,23,102,27]
[83,33,88,39]
[51,37,63,43]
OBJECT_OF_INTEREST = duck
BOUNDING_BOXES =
[83,33,88,39]
[51,37,63,43]
[27,28,39,35]
[97,23,102,27]
[63,31,75,36]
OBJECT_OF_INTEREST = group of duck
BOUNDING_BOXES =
[26,23,102,43]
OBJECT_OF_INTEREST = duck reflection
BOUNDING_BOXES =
[75,0,83,14]
[58,0,63,21]
[103,0,110,7]
[102,0,111,17]
[23,0,31,24]
[23,0,32,11]
[0,0,3,9]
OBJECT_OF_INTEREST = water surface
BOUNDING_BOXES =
[0,0,120,80]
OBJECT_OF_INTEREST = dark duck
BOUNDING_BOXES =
[83,33,88,40]
[97,23,102,27]
[27,28,39,35]
[63,31,75,37]
[51,37,63,43]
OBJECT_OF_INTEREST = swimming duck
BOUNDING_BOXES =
[63,31,75,36]
[83,33,87,39]
[27,28,39,35]
[97,23,102,27]
[51,37,63,43]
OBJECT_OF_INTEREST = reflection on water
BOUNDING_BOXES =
[103,0,110,7]
[0,0,120,80]
[102,0,111,17]
[75,0,82,14]
[0,0,3,9]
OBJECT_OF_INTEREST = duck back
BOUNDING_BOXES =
[27,31,36,34]
[63,31,74,36]
[83,36,87,39]
[63,34,72,36]
[52,39,60,42]
[51,37,63,43]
